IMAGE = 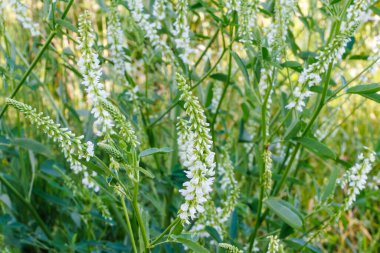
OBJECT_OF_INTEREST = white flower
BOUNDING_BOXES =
[4,0,40,36]
[263,149,273,194]
[176,73,216,223]
[173,0,195,64]
[107,3,130,77]
[338,150,376,210]
[6,99,98,190]
[78,11,114,136]
[211,84,223,113]
[266,0,295,58]
[267,235,283,253]
[238,0,259,43]
[126,0,173,59]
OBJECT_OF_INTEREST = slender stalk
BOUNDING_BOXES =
[0,174,53,240]
[0,0,74,120]
[132,183,150,252]
[121,197,138,253]
[148,48,228,128]
[150,217,180,247]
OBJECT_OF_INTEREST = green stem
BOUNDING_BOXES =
[121,197,138,253]
[132,183,150,252]
[150,217,180,247]
[0,174,53,241]
[0,0,74,120]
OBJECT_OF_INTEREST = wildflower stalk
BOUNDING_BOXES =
[0,174,53,240]
[0,0,74,120]
[121,197,138,253]
[150,217,181,247]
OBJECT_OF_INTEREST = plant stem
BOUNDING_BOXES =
[0,174,53,241]
[0,0,74,120]
[132,183,150,252]
[121,197,138,253]
[150,217,180,247]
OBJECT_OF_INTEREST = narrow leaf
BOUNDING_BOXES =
[296,137,336,160]
[265,198,303,229]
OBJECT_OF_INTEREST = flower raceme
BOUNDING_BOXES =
[173,0,194,64]
[107,3,129,78]
[176,73,216,224]
[338,150,376,210]
[78,11,114,137]
[286,0,373,112]
[5,99,99,191]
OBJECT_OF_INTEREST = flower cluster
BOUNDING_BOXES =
[6,99,98,191]
[126,0,172,58]
[107,3,129,78]
[238,0,259,43]
[338,150,376,210]
[263,149,273,195]
[267,235,284,253]
[287,0,372,111]
[153,0,167,22]
[219,243,243,253]
[226,0,241,13]
[190,149,239,237]
[100,98,139,147]
[78,11,114,137]
[3,0,40,36]
[176,73,216,223]
[266,0,295,58]
[173,0,194,64]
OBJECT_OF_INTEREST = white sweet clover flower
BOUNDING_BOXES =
[368,172,380,190]
[3,0,40,36]
[107,3,130,78]
[100,98,139,147]
[176,73,216,224]
[218,243,243,253]
[126,0,173,59]
[190,149,239,238]
[211,84,223,113]
[153,0,168,23]
[78,11,114,137]
[287,0,373,111]
[263,149,273,195]
[338,150,376,210]
[267,235,284,253]
[285,87,312,112]
[6,99,99,191]
[173,0,195,64]
[238,0,259,43]
[266,0,295,58]
[226,0,241,13]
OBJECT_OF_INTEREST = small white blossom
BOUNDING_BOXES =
[267,235,284,253]
[238,0,259,43]
[176,73,216,223]
[126,0,173,59]
[6,99,99,190]
[173,0,195,64]
[78,11,114,136]
[338,150,376,210]
[3,0,40,36]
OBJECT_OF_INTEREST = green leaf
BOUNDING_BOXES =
[137,167,155,179]
[139,147,173,158]
[370,6,380,16]
[210,73,228,82]
[281,61,303,72]
[346,83,380,94]
[205,226,222,243]
[57,19,78,33]
[232,52,250,84]
[321,168,338,202]
[265,198,303,230]
[172,237,210,253]
[12,138,54,157]
[285,238,322,253]
[360,93,380,103]
[296,137,336,160]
